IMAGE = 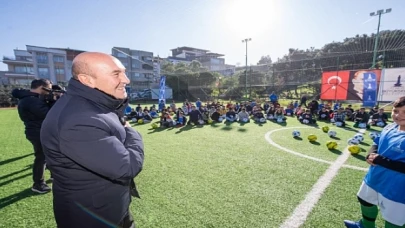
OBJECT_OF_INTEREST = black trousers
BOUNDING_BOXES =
[27,137,46,185]
[119,212,135,228]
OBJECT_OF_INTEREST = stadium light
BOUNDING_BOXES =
[242,38,252,99]
[370,8,392,69]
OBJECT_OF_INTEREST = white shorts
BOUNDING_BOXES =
[357,181,405,226]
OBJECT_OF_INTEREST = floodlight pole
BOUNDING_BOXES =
[242,38,251,100]
[370,8,392,69]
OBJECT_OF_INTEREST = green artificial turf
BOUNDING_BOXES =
[0,109,382,227]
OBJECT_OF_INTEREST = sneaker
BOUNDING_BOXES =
[343,220,364,228]
[32,183,51,194]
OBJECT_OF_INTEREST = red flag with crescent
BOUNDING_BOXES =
[320,71,350,100]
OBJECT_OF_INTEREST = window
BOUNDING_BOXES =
[38,67,50,79]
[132,62,140,69]
[210,58,221,64]
[16,56,32,61]
[36,52,48,64]
[132,72,140,78]
[117,52,127,58]
[53,55,64,63]
[55,68,65,75]
[14,66,34,74]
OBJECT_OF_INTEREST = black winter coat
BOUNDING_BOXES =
[40,78,144,228]
[12,89,50,139]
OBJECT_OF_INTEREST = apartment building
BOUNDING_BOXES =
[111,47,155,90]
[2,45,85,85]
[168,46,235,76]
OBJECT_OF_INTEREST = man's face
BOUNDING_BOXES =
[91,57,130,99]
[392,106,405,126]
[379,109,384,114]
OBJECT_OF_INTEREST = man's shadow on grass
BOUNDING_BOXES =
[0,172,32,188]
[0,165,32,181]
[0,153,33,166]
[147,126,166,134]
[0,188,38,210]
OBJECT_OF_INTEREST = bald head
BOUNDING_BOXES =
[72,52,119,79]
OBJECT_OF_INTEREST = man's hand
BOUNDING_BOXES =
[366,153,379,166]
[125,121,131,128]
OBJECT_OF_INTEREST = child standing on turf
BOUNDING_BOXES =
[344,96,405,228]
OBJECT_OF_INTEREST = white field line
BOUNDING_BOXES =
[265,127,365,228]
[264,127,368,172]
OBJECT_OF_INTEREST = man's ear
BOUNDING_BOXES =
[77,74,96,88]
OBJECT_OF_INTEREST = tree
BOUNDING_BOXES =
[257,55,272,65]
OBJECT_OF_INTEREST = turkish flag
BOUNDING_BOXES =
[320,71,351,100]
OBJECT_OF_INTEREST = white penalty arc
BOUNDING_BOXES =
[264,126,368,172]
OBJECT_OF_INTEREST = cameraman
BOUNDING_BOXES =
[11,78,53,194]
[43,84,65,107]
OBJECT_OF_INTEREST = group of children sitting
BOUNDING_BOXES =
[295,103,389,129]
[124,99,389,129]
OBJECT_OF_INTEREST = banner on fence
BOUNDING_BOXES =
[378,67,405,102]
[159,75,166,103]
[320,70,381,103]
[362,71,378,107]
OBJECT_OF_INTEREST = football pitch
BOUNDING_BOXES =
[0,109,386,227]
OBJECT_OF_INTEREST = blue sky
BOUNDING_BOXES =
[1,0,404,71]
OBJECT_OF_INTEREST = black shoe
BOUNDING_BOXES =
[32,183,51,194]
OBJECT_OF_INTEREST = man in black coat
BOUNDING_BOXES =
[41,52,144,228]
[12,79,53,194]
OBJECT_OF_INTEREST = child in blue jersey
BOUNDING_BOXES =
[150,108,159,118]
[344,96,405,228]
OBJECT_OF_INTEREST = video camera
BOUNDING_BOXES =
[42,85,66,105]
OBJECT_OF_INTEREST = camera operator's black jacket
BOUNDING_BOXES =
[11,88,50,139]
[40,78,144,228]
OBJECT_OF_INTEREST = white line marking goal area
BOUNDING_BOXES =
[264,127,367,228]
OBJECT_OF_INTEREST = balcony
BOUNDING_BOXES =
[2,56,33,65]
[142,63,154,71]
[4,71,36,78]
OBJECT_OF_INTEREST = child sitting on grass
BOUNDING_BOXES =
[150,108,159,118]
[253,110,265,123]
[175,112,187,126]
[274,107,287,123]
[226,108,237,122]
[353,107,371,129]
[266,106,276,120]
[300,109,316,124]
[160,112,174,128]
[238,108,250,123]
[142,110,152,123]
[211,108,222,122]
[370,108,388,127]
[317,107,330,121]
